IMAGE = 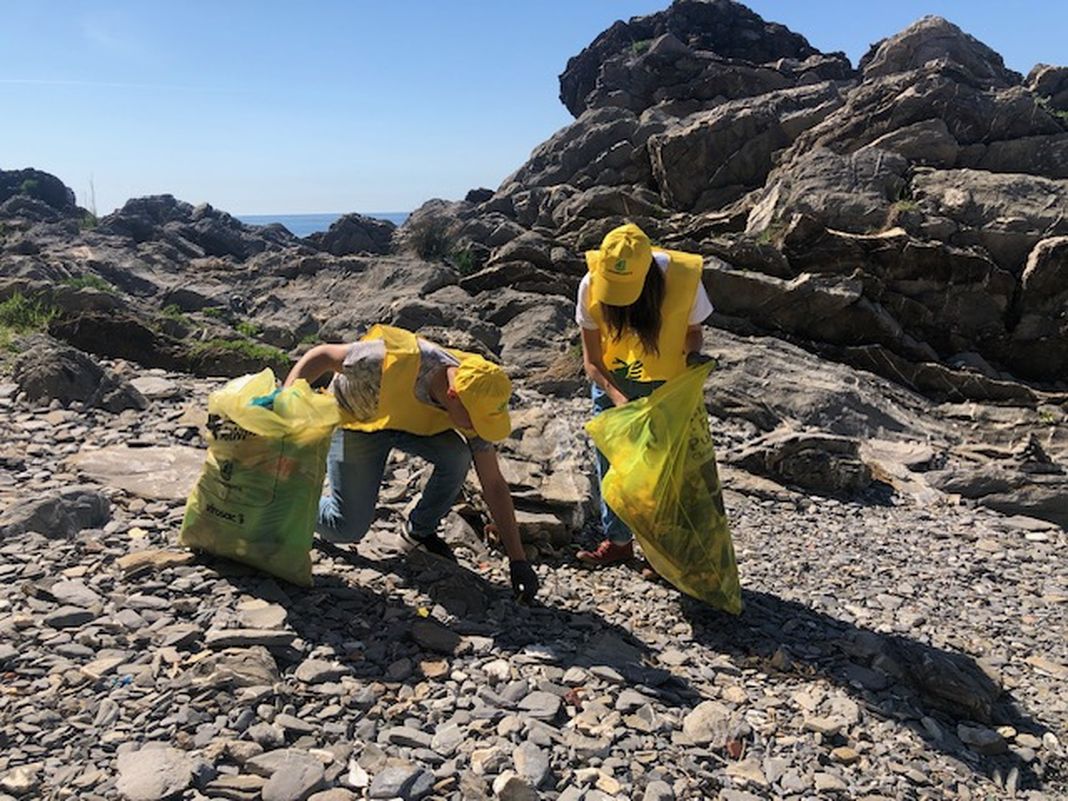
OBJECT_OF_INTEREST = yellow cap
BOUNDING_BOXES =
[453,356,512,442]
[585,223,654,307]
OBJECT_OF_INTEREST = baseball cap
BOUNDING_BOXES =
[453,356,512,442]
[585,223,654,307]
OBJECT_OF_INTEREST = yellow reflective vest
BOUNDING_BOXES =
[340,324,475,436]
[588,249,704,382]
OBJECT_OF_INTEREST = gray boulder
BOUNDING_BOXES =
[307,213,396,255]
[0,486,110,540]
[859,16,1022,87]
[12,334,148,411]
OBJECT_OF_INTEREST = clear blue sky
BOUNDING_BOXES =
[1,1,1063,215]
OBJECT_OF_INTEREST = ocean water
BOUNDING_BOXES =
[238,212,409,238]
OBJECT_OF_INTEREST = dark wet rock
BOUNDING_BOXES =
[306,213,396,256]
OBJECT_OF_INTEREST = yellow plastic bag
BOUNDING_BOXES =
[586,362,742,613]
[180,369,339,586]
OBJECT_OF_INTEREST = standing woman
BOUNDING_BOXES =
[575,223,713,566]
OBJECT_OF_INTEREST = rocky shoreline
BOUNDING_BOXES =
[2,0,1067,799]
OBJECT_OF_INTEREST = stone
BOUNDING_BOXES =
[513,741,550,788]
[517,691,561,720]
[116,549,195,575]
[44,605,95,628]
[294,658,346,683]
[115,745,193,801]
[643,780,674,801]
[0,486,109,540]
[957,724,1008,755]
[410,618,461,654]
[66,445,205,501]
[492,772,537,801]
[682,701,746,748]
[205,628,296,648]
[368,766,434,800]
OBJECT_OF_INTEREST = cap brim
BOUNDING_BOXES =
[589,270,644,307]
[470,410,511,442]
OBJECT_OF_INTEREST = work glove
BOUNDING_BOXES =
[509,560,539,604]
[686,351,716,368]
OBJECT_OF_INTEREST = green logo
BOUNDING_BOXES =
[613,258,628,273]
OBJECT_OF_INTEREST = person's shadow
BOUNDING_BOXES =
[681,587,1064,794]
[193,535,1063,796]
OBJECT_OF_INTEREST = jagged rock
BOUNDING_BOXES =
[0,486,109,540]
[649,82,843,211]
[558,0,843,117]
[733,429,873,494]
[0,168,78,214]
[860,16,1022,87]
[12,334,148,411]
[913,169,1068,271]
[751,145,909,236]
[1028,63,1068,110]
[306,213,396,256]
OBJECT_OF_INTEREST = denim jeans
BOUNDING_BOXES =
[316,428,472,543]
[591,375,664,544]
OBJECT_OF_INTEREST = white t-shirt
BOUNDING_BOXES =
[575,251,714,330]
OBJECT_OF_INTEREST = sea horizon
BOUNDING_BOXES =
[238,211,409,238]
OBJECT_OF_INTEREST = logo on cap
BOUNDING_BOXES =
[613,258,628,273]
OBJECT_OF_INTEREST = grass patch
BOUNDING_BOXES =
[631,39,651,55]
[162,304,188,322]
[891,199,918,214]
[62,274,112,292]
[79,212,98,231]
[0,293,57,331]
[449,248,480,277]
[235,319,261,338]
[0,293,58,362]
[190,337,288,364]
[755,222,786,246]
[299,331,320,346]
[201,307,224,319]
[1037,96,1068,126]
[407,215,453,260]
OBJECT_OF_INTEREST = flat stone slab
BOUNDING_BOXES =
[67,445,204,501]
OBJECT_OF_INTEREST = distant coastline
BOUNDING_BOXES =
[238,212,409,238]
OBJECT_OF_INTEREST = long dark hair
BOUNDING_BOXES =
[602,258,664,356]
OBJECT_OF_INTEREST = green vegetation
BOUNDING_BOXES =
[79,212,98,231]
[236,319,262,338]
[18,178,40,196]
[407,215,453,260]
[62,274,112,292]
[1037,96,1068,126]
[299,331,320,346]
[161,304,188,322]
[0,293,58,356]
[449,248,480,277]
[755,222,786,246]
[201,306,224,319]
[190,337,288,364]
[631,39,651,55]
[1038,408,1060,426]
[891,199,919,214]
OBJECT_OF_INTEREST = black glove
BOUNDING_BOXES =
[686,351,716,368]
[509,560,539,604]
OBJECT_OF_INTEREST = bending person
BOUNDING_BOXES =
[575,223,713,567]
[284,324,538,602]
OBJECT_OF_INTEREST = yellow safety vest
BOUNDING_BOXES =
[588,249,703,382]
[340,324,476,436]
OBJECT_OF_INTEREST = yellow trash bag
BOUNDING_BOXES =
[585,362,742,613]
[180,369,339,586]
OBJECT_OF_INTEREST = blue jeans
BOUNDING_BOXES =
[316,428,472,543]
[592,375,664,544]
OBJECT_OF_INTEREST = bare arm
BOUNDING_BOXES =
[580,327,628,407]
[283,343,350,388]
[471,448,526,562]
[685,324,703,357]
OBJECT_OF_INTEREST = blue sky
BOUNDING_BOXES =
[1,1,1063,215]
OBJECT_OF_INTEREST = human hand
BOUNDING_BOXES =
[686,351,716,368]
[509,560,539,603]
